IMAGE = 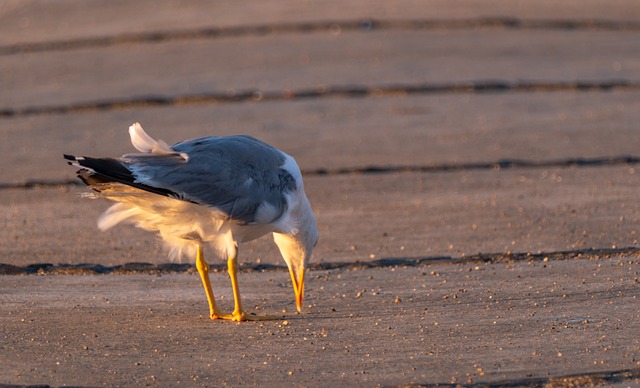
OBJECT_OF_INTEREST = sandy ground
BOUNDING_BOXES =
[2,255,639,386]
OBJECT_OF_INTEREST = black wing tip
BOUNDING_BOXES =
[63,153,186,200]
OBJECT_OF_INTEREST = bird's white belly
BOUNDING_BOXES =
[97,189,279,260]
[230,222,277,243]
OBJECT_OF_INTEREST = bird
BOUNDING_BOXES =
[64,122,318,322]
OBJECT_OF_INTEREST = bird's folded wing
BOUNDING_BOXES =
[122,149,290,225]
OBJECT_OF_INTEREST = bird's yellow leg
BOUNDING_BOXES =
[226,253,279,322]
[195,244,225,320]
[227,254,246,321]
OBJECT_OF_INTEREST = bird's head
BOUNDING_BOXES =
[273,194,318,313]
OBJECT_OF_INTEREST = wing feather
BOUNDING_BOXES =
[126,135,296,224]
[68,134,298,225]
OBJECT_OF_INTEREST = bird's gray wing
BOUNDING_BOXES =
[122,135,297,224]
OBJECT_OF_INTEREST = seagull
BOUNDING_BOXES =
[64,123,318,322]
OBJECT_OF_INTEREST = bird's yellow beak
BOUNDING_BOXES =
[289,267,305,313]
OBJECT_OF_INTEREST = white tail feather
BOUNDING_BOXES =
[128,122,173,154]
